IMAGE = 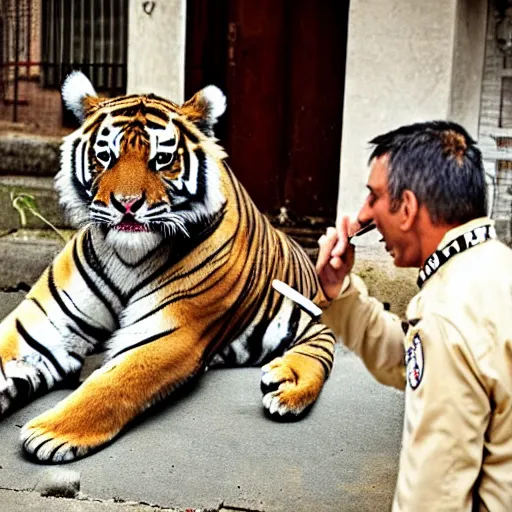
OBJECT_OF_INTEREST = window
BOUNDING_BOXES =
[41,0,128,94]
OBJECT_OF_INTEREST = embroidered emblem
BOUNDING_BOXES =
[406,334,424,390]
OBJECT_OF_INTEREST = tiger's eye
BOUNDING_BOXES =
[156,153,173,166]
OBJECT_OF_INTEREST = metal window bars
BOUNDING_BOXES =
[0,0,128,123]
[41,0,128,93]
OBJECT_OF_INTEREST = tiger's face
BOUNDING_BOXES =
[57,72,227,257]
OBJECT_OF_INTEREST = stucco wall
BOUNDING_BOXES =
[127,0,186,103]
[338,0,486,214]
[450,0,488,139]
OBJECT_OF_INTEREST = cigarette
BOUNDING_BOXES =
[349,222,376,240]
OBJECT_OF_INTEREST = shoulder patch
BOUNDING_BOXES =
[405,333,424,390]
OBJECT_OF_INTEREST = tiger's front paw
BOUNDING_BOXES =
[260,355,323,418]
[21,413,95,463]
[20,402,118,463]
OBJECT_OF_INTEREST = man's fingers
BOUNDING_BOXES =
[332,217,351,257]
[337,215,363,237]
[316,227,338,271]
[331,243,355,268]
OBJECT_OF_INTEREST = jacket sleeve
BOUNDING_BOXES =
[320,273,406,390]
[393,313,490,511]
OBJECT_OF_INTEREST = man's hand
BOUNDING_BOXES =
[316,215,362,300]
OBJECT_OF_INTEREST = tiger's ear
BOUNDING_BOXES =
[181,85,226,136]
[61,71,101,123]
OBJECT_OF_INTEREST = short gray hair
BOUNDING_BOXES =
[368,121,487,225]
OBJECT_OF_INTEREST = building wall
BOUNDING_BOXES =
[338,0,487,214]
[127,0,186,103]
[450,0,488,138]
[125,0,487,221]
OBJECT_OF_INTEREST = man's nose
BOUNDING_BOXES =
[357,199,373,226]
[110,193,145,214]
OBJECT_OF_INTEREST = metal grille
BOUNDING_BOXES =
[491,138,512,244]
[0,0,38,120]
[478,0,512,244]
[41,0,128,94]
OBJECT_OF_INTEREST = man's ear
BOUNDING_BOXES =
[399,190,419,231]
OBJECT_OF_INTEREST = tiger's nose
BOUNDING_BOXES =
[110,193,145,214]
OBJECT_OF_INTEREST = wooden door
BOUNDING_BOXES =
[186,0,349,226]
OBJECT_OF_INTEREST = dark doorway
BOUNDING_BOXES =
[186,0,349,227]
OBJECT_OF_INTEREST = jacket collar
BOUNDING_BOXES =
[417,217,496,289]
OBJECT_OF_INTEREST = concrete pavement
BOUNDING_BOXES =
[0,232,406,511]
[0,346,403,511]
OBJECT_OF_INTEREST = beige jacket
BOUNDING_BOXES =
[322,217,512,511]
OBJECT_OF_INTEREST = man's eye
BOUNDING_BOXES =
[155,153,173,167]
[368,193,377,206]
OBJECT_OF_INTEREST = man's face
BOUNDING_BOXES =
[357,155,420,267]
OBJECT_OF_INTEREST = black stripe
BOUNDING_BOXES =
[110,327,177,359]
[131,268,229,325]
[292,350,331,378]
[101,94,143,106]
[68,325,96,349]
[144,106,171,121]
[306,341,336,356]
[130,206,227,298]
[253,298,303,366]
[172,119,199,144]
[16,320,67,379]
[71,173,91,204]
[33,437,53,458]
[11,376,32,401]
[48,441,68,461]
[48,266,109,340]
[30,297,47,315]
[23,430,39,446]
[68,352,85,364]
[146,119,166,130]
[83,112,107,135]
[72,241,120,329]
[159,137,176,147]
[83,231,127,306]
[180,138,191,182]
[61,288,109,332]
[30,297,64,335]
[133,226,232,304]
[293,327,332,347]
[70,138,79,184]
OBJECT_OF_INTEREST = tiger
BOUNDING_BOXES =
[0,71,337,463]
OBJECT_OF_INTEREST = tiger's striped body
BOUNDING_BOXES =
[0,73,336,462]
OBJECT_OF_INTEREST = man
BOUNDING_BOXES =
[316,121,512,510]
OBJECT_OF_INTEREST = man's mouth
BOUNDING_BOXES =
[378,234,393,255]
[114,216,151,232]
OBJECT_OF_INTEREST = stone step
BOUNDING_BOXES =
[0,133,61,177]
